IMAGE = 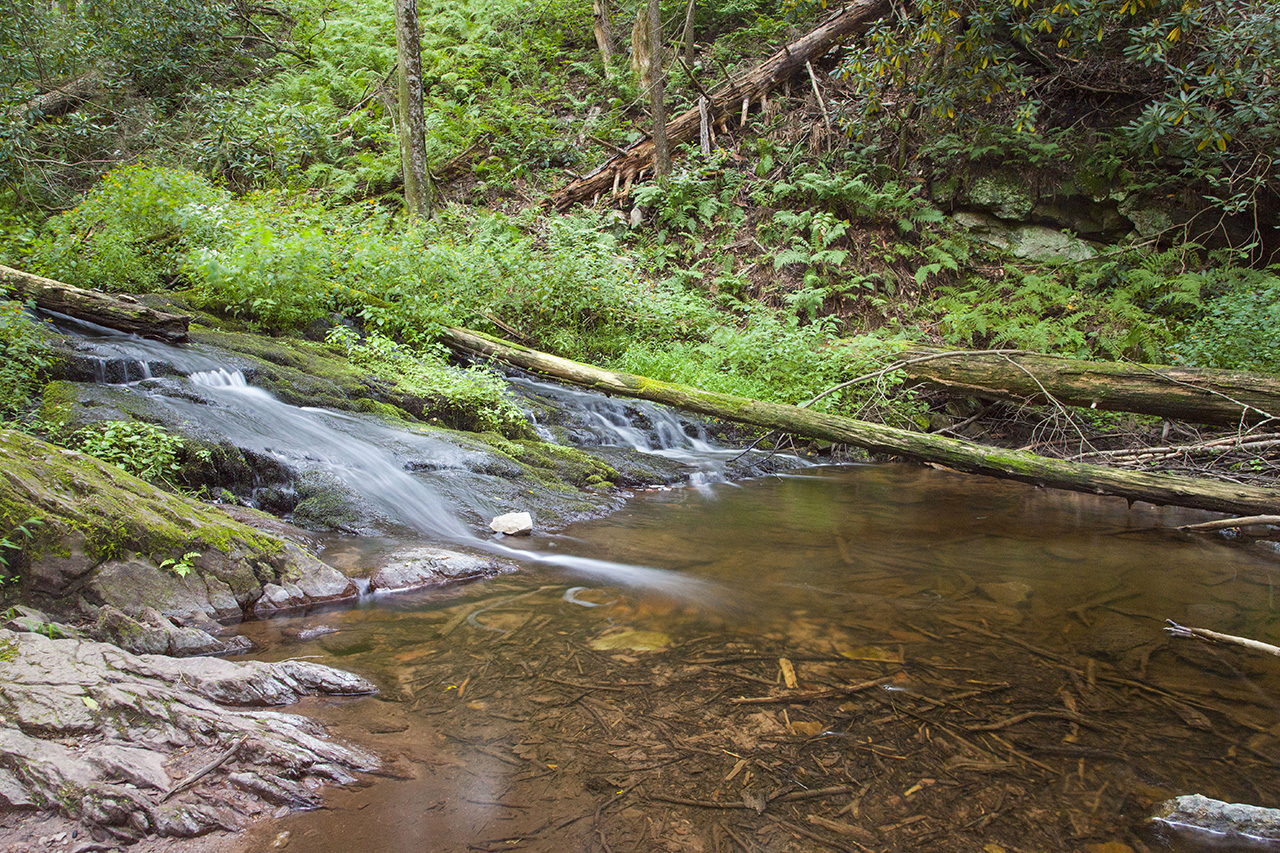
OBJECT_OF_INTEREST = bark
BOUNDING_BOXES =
[549,0,889,210]
[897,349,1280,427]
[394,0,431,218]
[23,72,99,120]
[0,265,190,343]
[648,0,671,180]
[440,326,1280,516]
[592,0,616,75]
[681,0,696,67]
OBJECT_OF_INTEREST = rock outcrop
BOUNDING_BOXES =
[0,628,377,843]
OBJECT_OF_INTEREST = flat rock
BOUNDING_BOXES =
[369,547,499,593]
[1153,794,1280,843]
[0,628,377,842]
[490,511,533,536]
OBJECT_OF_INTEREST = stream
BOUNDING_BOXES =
[55,322,1280,851]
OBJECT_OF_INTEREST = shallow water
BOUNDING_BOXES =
[232,465,1280,853]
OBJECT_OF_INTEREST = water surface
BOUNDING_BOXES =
[233,465,1280,852]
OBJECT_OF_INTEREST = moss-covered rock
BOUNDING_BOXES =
[0,429,355,620]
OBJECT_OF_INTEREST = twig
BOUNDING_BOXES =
[729,673,899,705]
[159,735,246,802]
[1165,620,1280,658]
[1178,515,1280,532]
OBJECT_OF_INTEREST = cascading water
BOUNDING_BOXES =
[56,323,741,599]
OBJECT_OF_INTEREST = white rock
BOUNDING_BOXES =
[490,511,533,536]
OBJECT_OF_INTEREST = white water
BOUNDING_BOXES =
[180,368,717,600]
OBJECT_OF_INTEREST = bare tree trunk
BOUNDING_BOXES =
[440,326,1280,517]
[647,0,671,180]
[394,0,431,218]
[592,0,616,76]
[681,0,696,66]
[897,348,1280,427]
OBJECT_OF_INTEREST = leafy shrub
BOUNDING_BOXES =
[70,421,188,486]
[1173,268,1280,374]
[0,300,51,422]
[327,328,531,436]
[32,165,230,292]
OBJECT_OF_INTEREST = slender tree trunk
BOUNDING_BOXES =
[681,0,696,66]
[394,0,431,218]
[439,326,1280,517]
[648,0,671,180]
[592,0,616,76]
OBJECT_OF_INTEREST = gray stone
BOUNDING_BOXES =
[88,745,171,791]
[1153,794,1280,842]
[0,627,376,841]
[953,211,1097,262]
[89,556,220,623]
[368,547,497,593]
[25,530,97,596]
[965,172,1037,220]
[1120,194,1174,238]
[490,511,534,536]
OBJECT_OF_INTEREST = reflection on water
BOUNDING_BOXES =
[236,465,1280,853]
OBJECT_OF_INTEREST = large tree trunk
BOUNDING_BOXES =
[897,349,1280,427]
[440,327,1280,516]
[24,72,100,120]
[394,0,431,219]
[549,0,889,210]
[0,265,190,343]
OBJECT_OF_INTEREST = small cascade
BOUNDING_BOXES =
[190,368,247,388]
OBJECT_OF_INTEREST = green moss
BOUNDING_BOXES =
[0,428,287,581]
[35,380,79,432]
[0,637,18,662]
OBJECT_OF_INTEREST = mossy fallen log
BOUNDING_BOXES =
[0,264,190,342]
[897,348,1280,427]
[441,327,1280,516]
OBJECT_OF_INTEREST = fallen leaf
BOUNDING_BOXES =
[589,629,670,652]
[840,645,901,663]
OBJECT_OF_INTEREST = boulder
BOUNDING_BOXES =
[490,511,534,536]
[953,211,1097,262]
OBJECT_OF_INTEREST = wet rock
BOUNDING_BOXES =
[1152,794,1280,844]
[369,547,499,593]
[491,511,533,536]
[980,581,1033,608]
[0,627,376,841]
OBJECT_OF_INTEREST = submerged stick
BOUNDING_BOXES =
[1177,515,1280,533]
[1165,621,1280,658]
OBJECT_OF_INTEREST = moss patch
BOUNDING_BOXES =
[0,428,287,577]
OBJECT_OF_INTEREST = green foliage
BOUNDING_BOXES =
[159,550,201,578]
[70,421,188,487]
[32,164,230,292]
[327,328,531,436]
[832,0,1280,216]
[0,299,51,422]
[0,516,43,585]
[1173,267,1280,374]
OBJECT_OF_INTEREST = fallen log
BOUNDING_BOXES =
[897,348,1280,427]
[441,326,1280,516]
[22,72,100,120]
[548,0,889,211]
[0,264,190,343]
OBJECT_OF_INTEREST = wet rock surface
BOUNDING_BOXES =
[1152,794,1280,844]
[368,546,503,593]
[0,628,377,844]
